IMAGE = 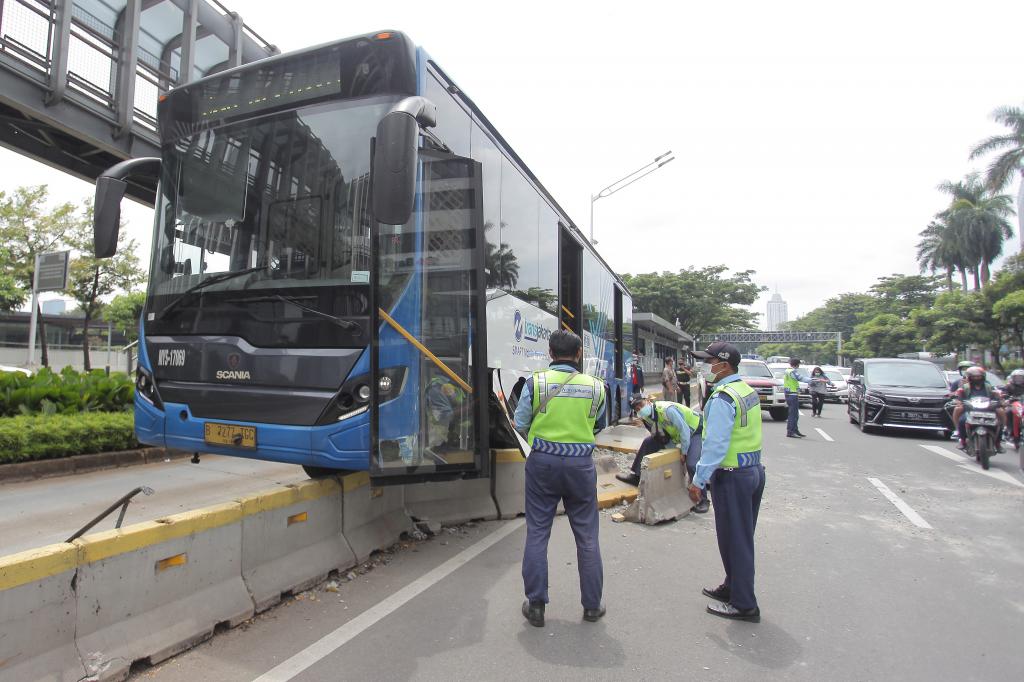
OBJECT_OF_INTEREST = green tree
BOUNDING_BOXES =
[620,266,764,339]
[916,218,967,291]
[0,186,79,365]
[913,290,987,357]
[937,175,1015,287]
[842,313,920,359]
[64,204,144,371]
[867,273,941,317]
[970,103,1024,252]
[993,290,1024,357]
[0,244,25,311]
[102,291,147,343]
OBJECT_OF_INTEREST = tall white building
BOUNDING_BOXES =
[766,292,788,331]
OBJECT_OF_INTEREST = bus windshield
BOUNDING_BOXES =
[145,96,399,347]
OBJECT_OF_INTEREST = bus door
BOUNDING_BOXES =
[370,155,490,484]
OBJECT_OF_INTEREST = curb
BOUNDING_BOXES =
[0,448,189,484]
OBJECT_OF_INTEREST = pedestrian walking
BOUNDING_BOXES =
[513,329,606,628]
[689,341,765,622]
[783,358,809,438]
[617,395,709,513]
[661,357,679,403]
[807,366,830,417]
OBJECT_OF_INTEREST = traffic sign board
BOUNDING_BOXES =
[35,251,70,292]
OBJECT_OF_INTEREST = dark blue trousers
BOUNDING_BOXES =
[785,393,800,435]
[523,450,603,609]
[710,464,766,611]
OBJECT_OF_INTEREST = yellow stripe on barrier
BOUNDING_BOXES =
[287,512,308,526]
[644,449,682,469]
[77,502,243,565]
[0,542,79,591]
[237,477,341,516]
[342,471,371,493]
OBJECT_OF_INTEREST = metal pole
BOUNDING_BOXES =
[837,332,843,366]
[106,320,113,375]
[589,195,597,244]
[26,254,40,367]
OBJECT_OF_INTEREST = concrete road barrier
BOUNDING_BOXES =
[73,503,254,680]
[404,477,497,526]
[492,449,526,519]
[0,543,86,682]
[239,478,355,613]
[622,448,691,524]
[341,472,409,562]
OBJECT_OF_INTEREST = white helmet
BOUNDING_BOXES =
[1010,368,1024,386]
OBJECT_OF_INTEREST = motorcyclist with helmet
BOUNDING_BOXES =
[952,366,1005,453]
[949,360,977,392]
[1004,369,1024,448]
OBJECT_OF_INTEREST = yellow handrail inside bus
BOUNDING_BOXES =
[378,308,473,394]
[561,305,575,319]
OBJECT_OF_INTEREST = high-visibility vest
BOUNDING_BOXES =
[528,368,604,455]
[708,380,763,468]
[783,368,801,393]
[650,401,701,443]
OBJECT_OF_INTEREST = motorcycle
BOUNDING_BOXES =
[1007,396,1023,471]
[963,396,999,470]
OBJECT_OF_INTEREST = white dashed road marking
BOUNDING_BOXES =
[252,518,526,682]
[867,477,933,529]
[815,428,834,442]
[918,444,1024,488]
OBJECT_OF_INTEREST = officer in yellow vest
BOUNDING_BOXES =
[617,395,709,513]
[689,341,765,622]
[783,358,810,438]
[513,329,606,628]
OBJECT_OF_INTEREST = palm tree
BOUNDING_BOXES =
[970,105,1024,252]
[937,175,1015,287]
[916,219,959,291]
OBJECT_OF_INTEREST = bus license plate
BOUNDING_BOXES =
[204,423,257,448]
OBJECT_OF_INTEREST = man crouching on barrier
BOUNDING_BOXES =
[616,395,709,514]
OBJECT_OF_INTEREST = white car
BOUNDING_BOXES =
[818,366,849,403]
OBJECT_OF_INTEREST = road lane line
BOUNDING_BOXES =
[919,444,967,463]
[957,464,1024,488]
[252,518,526,682]
[867,478,932,529]
[814,428,834,442]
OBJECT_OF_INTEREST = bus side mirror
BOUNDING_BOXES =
[93,156,161,258]
[371,111,418,225]
[94,176,127,258]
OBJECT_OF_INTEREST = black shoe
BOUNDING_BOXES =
[706,601,760,622]
[702,584,730,602]
[996,444,1005,454]
[795,431,807,438]
[522,600,544,627]
[583,604,606,622]
[786,433,800,438]
[691,498,710,514]
[615,472,640,486]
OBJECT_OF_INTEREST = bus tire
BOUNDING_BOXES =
[302,465,346,479]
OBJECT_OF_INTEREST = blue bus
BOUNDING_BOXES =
[92,31,634,484]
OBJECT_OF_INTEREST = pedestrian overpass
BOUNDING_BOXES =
[0,0,276,204]
[702,331,844,361]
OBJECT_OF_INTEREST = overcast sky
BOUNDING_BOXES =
[2,0,1022,324]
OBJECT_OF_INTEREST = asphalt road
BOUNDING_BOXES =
[0,456,307,555]
[130,407,1024,682]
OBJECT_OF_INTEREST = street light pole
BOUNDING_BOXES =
[589,151,675,244]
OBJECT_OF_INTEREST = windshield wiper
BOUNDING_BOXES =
[157,266,266,320]
[273,294,362,332]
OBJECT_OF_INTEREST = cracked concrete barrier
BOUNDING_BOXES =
[341,472,410,562]
[238,477,356,613]
[72,502,254,681]
[492,449,527,519]
[622,448,691,524]
[0,543,87,682]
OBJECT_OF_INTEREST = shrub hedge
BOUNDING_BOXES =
[0,366,134,417]
[0,412,138,464]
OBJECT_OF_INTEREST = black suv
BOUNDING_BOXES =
[848,358,953,437]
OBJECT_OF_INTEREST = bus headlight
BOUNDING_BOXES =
[135,366,163,409]
[356,384,371,402]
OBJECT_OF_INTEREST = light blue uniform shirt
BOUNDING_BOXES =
[646,403,692,453]
[513,363,606,435]
[693,373,744,489]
